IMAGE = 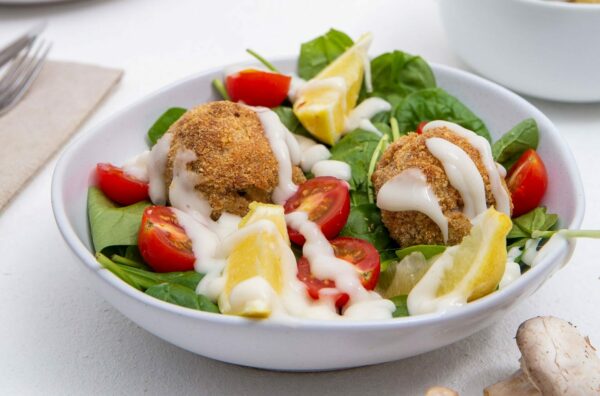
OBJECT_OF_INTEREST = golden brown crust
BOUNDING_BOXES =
[165,101,304,218]
[372,126,509,247]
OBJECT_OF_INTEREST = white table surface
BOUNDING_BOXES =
[1,0,599,394]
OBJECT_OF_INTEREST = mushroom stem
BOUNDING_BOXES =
[484,370,540,395]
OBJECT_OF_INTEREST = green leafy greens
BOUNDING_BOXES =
[364,50,436,106]
[393,88,491,141]
[147,107,187,145]
[87,187,151,254]
[298,29,353,80]
[390,295,409,318]
[492,118,539,170]
[97,253,218,313]
[339,203,392,252]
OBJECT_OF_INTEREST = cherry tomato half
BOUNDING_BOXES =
[507,149,548,217]
[96,163,149,206]
[416,121,428,134]
[225,69,291,108]
[284,176,350,245]
[138,206,195,272]
[297,237,381,309]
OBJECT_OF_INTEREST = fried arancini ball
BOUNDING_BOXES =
[165,101,305,219]
[371,126,511,247]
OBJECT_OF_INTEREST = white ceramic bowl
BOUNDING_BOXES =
[52,58,585,371]
[438,0,600,102]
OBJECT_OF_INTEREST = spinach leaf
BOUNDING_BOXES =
[393,88,491,142]
[298,28,353,80]
[339,203,391,252]
[396,245,446,260]
[508,207,558,239]
[87,187,151,253]
[97,253,204,291]
[272,106,312,138]
[330,129,381,194]
[145,283,219,313]
[389,295,409,318]
[364,50,436,106]
[492,118,539,169]
[147,107,187,145]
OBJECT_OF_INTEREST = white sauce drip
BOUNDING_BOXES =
[311,160,352,181]
[147,132,173,205]
[286,211,395,320]
[301,145,331,172]
[423,121,511,215]
[358,119,383,135]
[344,97,391,133]
[297,77,348,113]
[407,246,465,315]
[168,149,212,217]
[522,238,542,267]
[252,107,300,204]
[288,73,306,103]
[425,137,488,220]
[377,168,449,243]
[499,246,523,289]
[122,150,150,182]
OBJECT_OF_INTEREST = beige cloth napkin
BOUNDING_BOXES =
[0,60,122,211]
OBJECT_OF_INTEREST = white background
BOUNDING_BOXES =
[1,0,599,394]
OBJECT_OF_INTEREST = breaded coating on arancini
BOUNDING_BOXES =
[165,101,305,219]
[371,126,511,247]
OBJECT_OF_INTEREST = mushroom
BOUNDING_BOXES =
[425,386,459,396]
[485,316,600,395]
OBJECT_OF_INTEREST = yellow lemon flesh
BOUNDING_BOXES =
[436,207,512,301]
[293,33,372,145]
[219,203,288,318]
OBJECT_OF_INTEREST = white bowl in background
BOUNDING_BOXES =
[51,58,584,370]
[438,0,600,102]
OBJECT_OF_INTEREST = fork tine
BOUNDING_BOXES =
[0,39,47,103]
[0,41,51,117]
[0,40,35,93]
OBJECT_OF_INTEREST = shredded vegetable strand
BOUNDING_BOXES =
[367,134,389,203]
[246,49,279,72]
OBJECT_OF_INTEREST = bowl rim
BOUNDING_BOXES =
[513,0,600,11]
[51,56,585,330]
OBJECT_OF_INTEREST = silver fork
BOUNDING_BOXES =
[0,38,52,117]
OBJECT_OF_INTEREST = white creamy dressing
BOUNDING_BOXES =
[522,238,542,266]
[301,145,331,172]
[122,150,150,182]
[499,247,522,289]
[252,107,300,204]
[311,160,352,181]
[147,132,173,205]
[168,149,213,217]
[425,137,488,220]
[287,73,306,103]
[344,97,391,133]
[297,77,348,112]
[376,168,449,243]
[406,246,465,315]
[532,233,567,268]
[423,121,511,215]
[357,119,383,135]
[286,211,395,320]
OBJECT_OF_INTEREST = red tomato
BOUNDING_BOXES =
[138,206,195,272]
[225,69,291,108]
[296,237,381,309]
[284,176,350,245]
[507,149,548,217]
[416,121,428,134]
[96,163,149,206]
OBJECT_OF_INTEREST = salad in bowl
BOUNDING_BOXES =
[52,29,595,369]
[84,29,591,323]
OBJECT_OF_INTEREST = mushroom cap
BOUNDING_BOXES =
[516,316,600,396]
[424,386,459,396]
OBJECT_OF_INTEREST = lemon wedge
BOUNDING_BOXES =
[293,33,372,145]
[407,208,512,315]
[238,202,289,244]
[218,203,288,318]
